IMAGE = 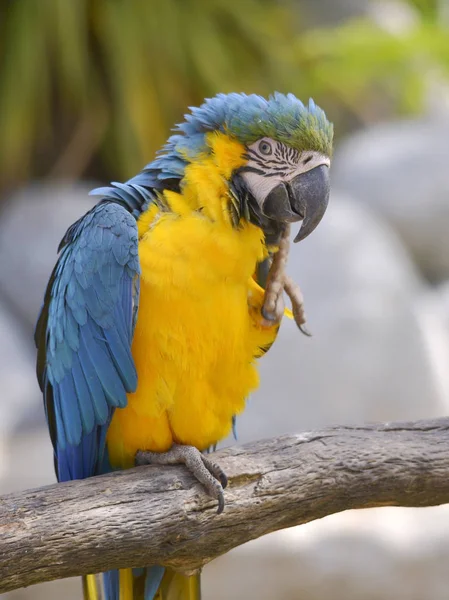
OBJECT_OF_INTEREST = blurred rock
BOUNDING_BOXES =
[0,301,42,463]
[437,280,449,330]
[369,0,418,35]
[416,283,449,403]
[233,194,447,445]
[0,182,97,330]
[331,119,449,283]
[298,0,417,31]
[0,429,54,495]
[203,505,449,600]
[298,0,371,27]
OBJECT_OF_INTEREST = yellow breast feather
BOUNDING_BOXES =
[106,133,281,469]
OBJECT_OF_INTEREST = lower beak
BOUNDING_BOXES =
[290,164,330,242]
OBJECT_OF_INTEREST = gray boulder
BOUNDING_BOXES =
[297,0,370,27]
[415,281,449,402]
[299,0,418,31]
[0,302,41,479]
[331,119,449,282]
[437,280,449,330]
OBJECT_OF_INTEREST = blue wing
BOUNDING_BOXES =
[35,201,140,482]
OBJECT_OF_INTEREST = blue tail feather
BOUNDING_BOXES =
[99,566,165,600]
[102,570,119,600]
[145,566,166,600]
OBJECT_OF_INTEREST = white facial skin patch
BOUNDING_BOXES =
[240,137,330,208]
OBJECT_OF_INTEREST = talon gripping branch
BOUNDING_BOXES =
[35,92,333,600]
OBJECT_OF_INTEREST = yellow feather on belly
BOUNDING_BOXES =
[106,133,281,469]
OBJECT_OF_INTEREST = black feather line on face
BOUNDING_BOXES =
[230,171,286,245]
[239,164,287,177]
[245,141,301,175]
[238,165,265,176]
[263,170,288,177]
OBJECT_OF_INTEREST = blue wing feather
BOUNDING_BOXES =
[70,356,96,432]
[78,334,110,423]
[35,201,140,481]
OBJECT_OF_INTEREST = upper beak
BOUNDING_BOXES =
[290,164,330,242]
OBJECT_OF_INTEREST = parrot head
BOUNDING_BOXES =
[126,92,333,244]
[214,93,333,243]
[233,127,331,244]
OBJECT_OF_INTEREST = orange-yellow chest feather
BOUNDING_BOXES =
[106,134,277,469]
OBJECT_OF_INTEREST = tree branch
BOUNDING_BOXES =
[1,417,449,593]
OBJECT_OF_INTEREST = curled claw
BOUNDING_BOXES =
[299,324,312,337]
[284,275,311,336]
[136,444,228,514]
[261,306,277,322]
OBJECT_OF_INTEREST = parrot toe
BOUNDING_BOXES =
[200,453,228,490]
[262,224,290,325]
[262,224,311,335]
[284,276,312,336]
[136,444,228,514]
[261,294,285,325]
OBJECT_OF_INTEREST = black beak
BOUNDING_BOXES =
[290,165,330,242]
[261,164,330,243]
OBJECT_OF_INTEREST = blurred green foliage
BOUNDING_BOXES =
[0,0,448,194]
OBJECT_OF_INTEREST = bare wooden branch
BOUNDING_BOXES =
[1,418,449,594]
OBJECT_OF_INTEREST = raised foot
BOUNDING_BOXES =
[262,224,311,336]
[136,444,228,514]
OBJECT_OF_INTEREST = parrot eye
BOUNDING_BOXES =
[258,140,272,156]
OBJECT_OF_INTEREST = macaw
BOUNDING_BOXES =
[35,92,333,600]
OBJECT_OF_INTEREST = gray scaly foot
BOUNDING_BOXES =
[136,444,228,514]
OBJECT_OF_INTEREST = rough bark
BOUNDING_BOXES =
[1,418,449,593]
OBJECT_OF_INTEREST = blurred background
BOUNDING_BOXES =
[1,0,449,598]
